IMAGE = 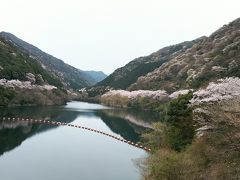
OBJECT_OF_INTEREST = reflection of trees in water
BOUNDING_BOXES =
[96,109,157,142]
[96,111,141,142]
[0,106,77,121]
[0,122,39,156]
[0,105,157,156]
[99,109,158,129]
[0,106,80,156]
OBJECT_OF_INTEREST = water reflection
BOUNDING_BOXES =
[0,106,80,156]
[0,121,38,156]
[99,108,158,128]
[0,102,157,157]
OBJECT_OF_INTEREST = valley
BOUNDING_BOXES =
[0,16,239,180]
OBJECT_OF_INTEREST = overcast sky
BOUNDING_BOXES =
[1,0,240,74]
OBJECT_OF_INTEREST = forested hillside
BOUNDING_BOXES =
[97,17,240,93]
[0,37,67,106]
[130,18,240,92]
[0,32,104,89]
[97,39,202,89]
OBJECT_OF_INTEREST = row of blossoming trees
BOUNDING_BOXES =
[101,77,240,108]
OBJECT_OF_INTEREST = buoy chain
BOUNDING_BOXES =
[1,117,151,152]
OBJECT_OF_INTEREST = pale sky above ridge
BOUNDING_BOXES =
[1,0,240,74]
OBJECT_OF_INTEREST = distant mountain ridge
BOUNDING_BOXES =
[0,32,105,89]
[97,17,240,92]
[97,38,205,89]
[129,17,240,92]
[83,70,107,83]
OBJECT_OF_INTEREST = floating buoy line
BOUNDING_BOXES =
[1,117,151,152]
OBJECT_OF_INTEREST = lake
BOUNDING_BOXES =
[0,101,157,180]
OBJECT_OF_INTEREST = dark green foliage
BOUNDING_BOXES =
[85,86,110,98]
[164,93,194,151]
[0,86,16,106]
[191,70,216,88]
[223,63,240,78]
[0,39,63,88]
[165,93,193,122]
[165,120,194,151]
[142,100,240,180]
[0,32,96,89]
[142,93,194,152]
[97,61,165,89]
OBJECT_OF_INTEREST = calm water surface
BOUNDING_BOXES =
[0,101,157,180]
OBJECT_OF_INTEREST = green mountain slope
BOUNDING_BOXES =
[0,37,62,87]
[0,37,68,106]
[97,17,240,92]
[0,32,100,89]
[97,39,204,89]
[130,17,240,92]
